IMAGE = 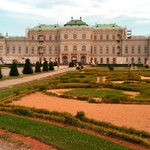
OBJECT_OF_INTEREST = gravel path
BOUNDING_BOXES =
[0,66,75,89]
[11,92,150,132]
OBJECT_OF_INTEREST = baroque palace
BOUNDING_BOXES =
[0,17,150,65]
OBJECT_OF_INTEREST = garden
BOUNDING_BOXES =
[0,67,150,150]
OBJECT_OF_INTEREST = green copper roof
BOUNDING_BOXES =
[34,24,60,29]
[93,24,120,28]
[64,18,88,27]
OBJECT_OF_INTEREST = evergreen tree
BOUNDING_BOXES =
[0,67,3,79]
[42,60,49,71]
[49,61,54,70]
[22,59,33,74]
[9,62,19,76]
[35,61,41,73]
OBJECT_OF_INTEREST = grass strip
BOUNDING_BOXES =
[0,113,132,150]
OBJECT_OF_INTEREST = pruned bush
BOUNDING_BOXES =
[35,61,41,73]
[22,59,33,74]
[75,111,85,119]
[42,60,49,71]
[49,61,54,70]
[9,62,19,76]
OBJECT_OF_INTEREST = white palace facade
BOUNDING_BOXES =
[0,17,150,65]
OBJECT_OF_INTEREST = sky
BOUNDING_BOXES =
[0,0,150,36]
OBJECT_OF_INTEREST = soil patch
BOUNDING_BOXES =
[122,91,140,98]
[111,81,125,84]
[11,92,150,133]
[141,76,150,80]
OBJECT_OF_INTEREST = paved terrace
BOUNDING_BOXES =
[0,66,76,89]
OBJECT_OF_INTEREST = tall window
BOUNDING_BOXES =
[18,47,21,54]
[106,58,109,64]
[73,46,77,52]
[100,47,103,54]
[43,47,46,54]
[112,35,115,40]
[94,46,97,54]
[82,45,86,52]
[49,47,52,54]
[82,34,86,39]
[55,46,57,54]
[106,35,109,40]
[125,46,128,54]
[73,34,77,39]
[25,47,28,53]
[7,47,9,53]
[112,47,115,54]
[138,57,141,64]
[49,35,52,40]
[31,47,34,54]
[64,46,68,52]
[64,34,68,39]
[100,58,103,64]
[106,46,109,54]
[131,46,134,53]
[100,35,103,40]
[138,46,141,53]
[131,57,134,63]
[113,58,116,63]
[0,45,2,53]
[13,46,15,53]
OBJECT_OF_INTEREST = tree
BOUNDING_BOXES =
[9,62,19,76]
[22,59,33,74]
[35,61,41,73]
[49,61,54,70]
[0,67,3,79]
[42,60,49,71]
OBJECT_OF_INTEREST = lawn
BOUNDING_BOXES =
[0,113,132,150]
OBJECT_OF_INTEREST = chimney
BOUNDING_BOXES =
[80,17,82,20]
[71,17,73,20]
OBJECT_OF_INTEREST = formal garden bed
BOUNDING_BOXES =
[0,68,150,149]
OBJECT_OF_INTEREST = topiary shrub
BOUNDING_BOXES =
[22,59,33,74]
[75,111,85,119]
[69,62,74,67]
[76,66,80,70]
[49,61,54,70]
[145,65,149,68]
[108,65,114,71]
[9,62,19,76]
[0,67,3,79]
[42,60,49,71]
[35,61,41,73]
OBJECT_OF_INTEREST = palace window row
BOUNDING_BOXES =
[124,46,147,54]
[31,33,120,41]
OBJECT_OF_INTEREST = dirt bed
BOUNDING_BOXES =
[11,92,150,132]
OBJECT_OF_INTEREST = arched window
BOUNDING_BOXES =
[73,34,77,39]
[73,46,77,52]
[138,57,141,64]
[62,56,68,64]
[64,46,68,52]
[82,34,86,39]
[131,57,134,63]
[82,45,86,52]
[64,34,68,39]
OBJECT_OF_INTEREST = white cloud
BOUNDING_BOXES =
[0,0,150,35]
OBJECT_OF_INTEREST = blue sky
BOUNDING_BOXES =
[0,0,150,36]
